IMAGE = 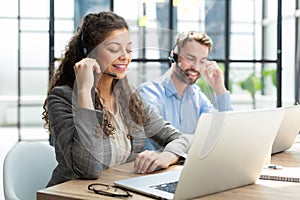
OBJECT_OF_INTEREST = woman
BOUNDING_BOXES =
[42,11,191,187]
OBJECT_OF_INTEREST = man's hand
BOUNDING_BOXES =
[202,61,227,95]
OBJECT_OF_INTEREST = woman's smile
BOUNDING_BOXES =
[112,64,127,72]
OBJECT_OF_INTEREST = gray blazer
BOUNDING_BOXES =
[47,85,191,187]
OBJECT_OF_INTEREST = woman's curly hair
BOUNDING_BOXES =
[42,11,149,137]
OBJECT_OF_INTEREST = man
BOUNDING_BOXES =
[138,31,233,150]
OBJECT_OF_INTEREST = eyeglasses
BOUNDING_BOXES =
[88,183,132,198]
[179,54,208,70]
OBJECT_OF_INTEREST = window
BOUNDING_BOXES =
[0,0,298,141]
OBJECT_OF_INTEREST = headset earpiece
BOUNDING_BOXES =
[168,47,178,64]
[168,53,178,63]
[81,25,89,56]
[168,55,175,63]
[173,53,178,63]
[83,47,88,56]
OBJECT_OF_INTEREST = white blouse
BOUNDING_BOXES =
[109,102,131,167]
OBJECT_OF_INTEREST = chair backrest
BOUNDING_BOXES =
[3,141,57,200]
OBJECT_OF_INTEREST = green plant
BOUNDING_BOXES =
[237,68,276,102]
[196,77,214,97]
[238,73,261,100]
[263,68,276,86]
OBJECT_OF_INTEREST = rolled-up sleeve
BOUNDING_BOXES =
[216,91,233,112]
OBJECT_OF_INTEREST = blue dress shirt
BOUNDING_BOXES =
[138,73,233,150]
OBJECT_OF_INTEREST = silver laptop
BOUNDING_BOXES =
[271,105,300,154]
[114,108,284,200]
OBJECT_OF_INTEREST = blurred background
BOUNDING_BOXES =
[1,0,300,199]
[0,0,299,146]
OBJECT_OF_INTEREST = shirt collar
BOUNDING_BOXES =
[163,75,195,98]
[164,76,177,97]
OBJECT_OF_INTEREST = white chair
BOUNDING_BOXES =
[3,141,57,200]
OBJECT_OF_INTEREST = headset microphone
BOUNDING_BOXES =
[93,71,118,89]
[103,72,117,78]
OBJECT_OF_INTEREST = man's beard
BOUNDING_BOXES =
[174,63,200,85]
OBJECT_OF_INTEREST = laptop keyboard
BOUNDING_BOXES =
[150,181,178,194]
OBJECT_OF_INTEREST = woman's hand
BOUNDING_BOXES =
[74,58,101,109]
[134,150,179,174]
[74,58,101,92]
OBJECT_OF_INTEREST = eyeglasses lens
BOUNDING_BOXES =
[91,184,130,196]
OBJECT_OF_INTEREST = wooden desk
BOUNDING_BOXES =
[37,136,300,200]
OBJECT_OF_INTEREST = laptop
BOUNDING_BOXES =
[271,105,300,154]
[114,108,284,200]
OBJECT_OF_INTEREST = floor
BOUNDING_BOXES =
[0,127,49,200]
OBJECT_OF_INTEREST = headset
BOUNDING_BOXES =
[168,43,179,64]
[168,52,178,64]
[79,23,89,56]
[80,24,117,78]
[167,44,191,79]
[168,31,199,64]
